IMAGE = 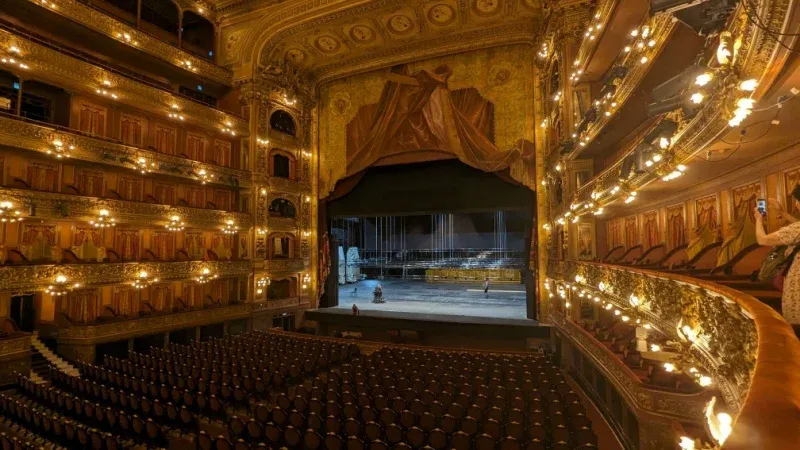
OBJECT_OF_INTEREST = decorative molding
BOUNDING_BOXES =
[0,115,252,189]
[23,0,232,85]
[0,260,252,293]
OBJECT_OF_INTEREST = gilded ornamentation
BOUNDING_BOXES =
[0,260,252,293]
[0,187,251,230]
[552,311,708,423]
[549,260,758,413]
[264,258,306,274]
[0,116,252,189]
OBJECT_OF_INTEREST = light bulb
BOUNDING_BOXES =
[739,79,758,91]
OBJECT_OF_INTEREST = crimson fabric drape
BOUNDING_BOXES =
[345,65,531,176]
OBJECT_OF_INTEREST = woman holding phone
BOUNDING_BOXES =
[754,189,800,327]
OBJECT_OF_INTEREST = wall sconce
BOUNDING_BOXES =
[0,201,23,223]
[221,122,236,136]
[195,267,218,284]
[47,139,73,159]
[168,112,185,121]
[165,215,185,231]
[260,187,267,196]
[222,220,238,235]
[89,209,116,228]
[256,277,269,295]
[257,138,269,146]
[303,231,311,237]
[131,270,159,289]
[45,273,81,296]
[256,228,267,236]
[304,196,311,203]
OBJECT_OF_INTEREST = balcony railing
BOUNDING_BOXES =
[25,0,231,86]
[263,258,306,274]
[58,302,252,343]
[0,113,251,188]
[547,259,800,449]
[0,260,252,293]
[0,187,251,230]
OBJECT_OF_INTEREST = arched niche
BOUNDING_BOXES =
[270,110,297,137]
[269,198,297,218]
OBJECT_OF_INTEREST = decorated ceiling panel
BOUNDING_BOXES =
[258,0,544,83]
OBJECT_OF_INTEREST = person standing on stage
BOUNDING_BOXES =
[483,277,490,297]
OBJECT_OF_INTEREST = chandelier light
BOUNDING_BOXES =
[0,201,23,223]
[47,139,73,159]
[222,220,238,235]
[195,169,214,185]
[165,215,185,231]
[131,270,158,289]
[195,267,218,284]
[136,157,156,174]
[89,209,116,228]
[45,274,81,296]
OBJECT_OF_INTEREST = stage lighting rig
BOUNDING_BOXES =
[650,0,737,36]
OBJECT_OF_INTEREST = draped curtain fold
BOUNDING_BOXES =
[120,115,143,147]
[344,65,531,178]
[152,232,174,260]
[155,125,176,155]
[643,213,659,249]
[187,134,205,161]
[116,230,140,260]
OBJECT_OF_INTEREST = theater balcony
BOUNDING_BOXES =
[0,0,232,88]
[546,260,800,450]
[0,25,247,134]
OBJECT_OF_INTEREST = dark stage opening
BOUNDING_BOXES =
[322,160,537,320]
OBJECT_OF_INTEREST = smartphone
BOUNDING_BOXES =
[757,198,767,216]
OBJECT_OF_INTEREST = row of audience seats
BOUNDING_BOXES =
[603,242,782,315]
[9,330,600,450]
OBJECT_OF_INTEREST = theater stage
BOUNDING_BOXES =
[307,280,547,349]
[334,279,527,319]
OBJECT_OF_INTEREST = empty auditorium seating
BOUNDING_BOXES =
[6,330,599,449]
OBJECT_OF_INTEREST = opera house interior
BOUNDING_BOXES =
[0,0,798,449]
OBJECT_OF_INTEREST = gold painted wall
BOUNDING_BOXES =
[318,44,536,197]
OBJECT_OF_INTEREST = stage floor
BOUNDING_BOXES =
[335,279,527,319]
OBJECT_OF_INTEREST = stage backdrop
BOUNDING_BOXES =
[319,45,537,197]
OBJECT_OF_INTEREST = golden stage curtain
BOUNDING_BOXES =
[344,65,532,178]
